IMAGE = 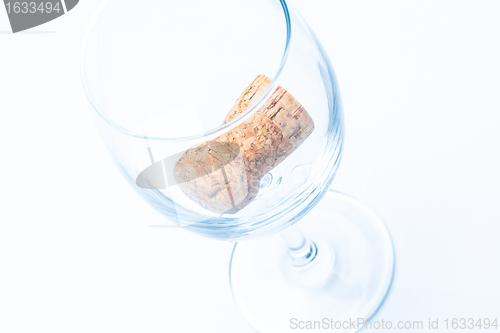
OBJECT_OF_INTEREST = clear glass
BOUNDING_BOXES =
[81,1,394,332]
[230,190,394,332]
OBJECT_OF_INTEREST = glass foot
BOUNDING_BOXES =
[230,190,394,333]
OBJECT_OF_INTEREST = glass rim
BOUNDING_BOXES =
[80,0,292,142]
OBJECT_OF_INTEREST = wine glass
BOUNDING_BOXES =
[81,0,394,332]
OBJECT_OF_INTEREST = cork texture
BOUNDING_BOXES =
[174,75,315,214]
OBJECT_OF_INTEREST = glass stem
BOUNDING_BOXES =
[281,225,317,267]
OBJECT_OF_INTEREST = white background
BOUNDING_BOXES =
[1,1,499,332]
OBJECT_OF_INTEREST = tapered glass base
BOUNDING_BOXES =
[230,190,394,333]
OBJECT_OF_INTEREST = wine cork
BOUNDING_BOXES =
[174,75,314,214]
